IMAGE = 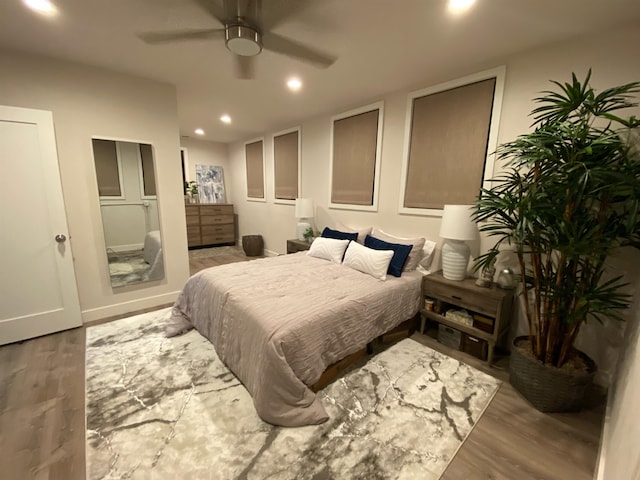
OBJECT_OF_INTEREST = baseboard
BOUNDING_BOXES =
[263,249,278,257]
[81,291,180,323]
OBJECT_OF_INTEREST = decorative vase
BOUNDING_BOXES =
[509,336,596,412]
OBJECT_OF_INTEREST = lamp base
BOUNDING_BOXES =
[297,221,311,241]
[442,239,470,281]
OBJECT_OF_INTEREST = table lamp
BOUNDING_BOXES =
[295,198,314,241]
[439,204,477,280]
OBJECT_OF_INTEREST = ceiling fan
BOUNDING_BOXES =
[137,0,337,79]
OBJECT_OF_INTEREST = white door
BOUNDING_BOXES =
[0,105,82,345]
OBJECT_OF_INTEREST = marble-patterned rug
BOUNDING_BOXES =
[86,308,501,480]
[107,249,151,287]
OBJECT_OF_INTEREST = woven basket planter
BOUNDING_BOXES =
[509,336,596,412]
[242,235,263,257]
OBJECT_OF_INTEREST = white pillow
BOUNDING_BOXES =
[342,241,394,281]
[307,237,350,264]
[335,222,372,244]
[370,228,426,272]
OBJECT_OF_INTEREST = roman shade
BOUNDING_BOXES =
[404,78,496,209]
[273,130,299,200]
[139,143,156,196]
[92,139,121,197]
[331,109,379,206]
[245,139,265,199]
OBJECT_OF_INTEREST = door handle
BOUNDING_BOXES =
[55,234,67,243]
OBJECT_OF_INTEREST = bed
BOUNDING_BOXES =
[142,230,164,281]
[169,248,423,427]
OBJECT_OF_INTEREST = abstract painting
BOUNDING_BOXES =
[196,164,226,204]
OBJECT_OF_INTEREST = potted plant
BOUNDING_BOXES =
[184,181,198,203]
[474,71,640,411]
[303,226,316,243]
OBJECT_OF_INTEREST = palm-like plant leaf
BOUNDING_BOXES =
[474,71,640,367]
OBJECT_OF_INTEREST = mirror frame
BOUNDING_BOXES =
[91,136,165,289]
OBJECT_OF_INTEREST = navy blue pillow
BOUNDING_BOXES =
[364,234,412,277]
[321,227,358,242]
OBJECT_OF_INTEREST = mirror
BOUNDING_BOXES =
[92,138,164,288]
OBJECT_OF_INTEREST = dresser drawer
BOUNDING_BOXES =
[423,276,502,317]
[201,224,234,237]
[186,215,200,226]
[185,205,199,216]
[187,225,201,246]
[200,214,233,225]
[199,204,233,216]
[201,233,235,245]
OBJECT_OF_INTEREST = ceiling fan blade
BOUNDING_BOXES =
[193,0,226,25]
[138,28,225,45]
[262,32,336,68]
[234,55,255,79]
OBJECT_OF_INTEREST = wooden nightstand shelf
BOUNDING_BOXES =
[286,238,312,254]
[421,271,513,366]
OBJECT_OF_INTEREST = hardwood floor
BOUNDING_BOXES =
[412,334,604,480]
[0,249,604,479]
[188,245,261,275]
[0,326,86,480]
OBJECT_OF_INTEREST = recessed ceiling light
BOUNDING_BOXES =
[448,0,476,13]
[220,115,231,124]
[23,0,58,16]
[287,77,302,92]
[194,128,204,135]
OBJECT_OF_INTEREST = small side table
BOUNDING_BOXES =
[421,271,513,366]
[287,238,312,254]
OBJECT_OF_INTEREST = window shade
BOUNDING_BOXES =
[245,140,264,198]
[404,78,496,210]
[273,131,299,200]
[92,139,121,197]
[331,109,379,206]
[139,143,156,196]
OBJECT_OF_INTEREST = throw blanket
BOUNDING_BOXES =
[169,253,422,426]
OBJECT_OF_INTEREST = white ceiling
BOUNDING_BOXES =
[1,0,640,143]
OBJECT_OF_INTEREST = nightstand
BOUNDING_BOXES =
[286,238,312,254]
[421,271,513,366]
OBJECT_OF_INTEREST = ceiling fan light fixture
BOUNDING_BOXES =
[225,25,262,56]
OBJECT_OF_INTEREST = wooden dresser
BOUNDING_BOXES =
[186,204,235,248]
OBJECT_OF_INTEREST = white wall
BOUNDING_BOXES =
[596,269,640,479]
[181,137,232,202]
[0,48,190,321]
[100,141,160,251]
[227,23,640,382]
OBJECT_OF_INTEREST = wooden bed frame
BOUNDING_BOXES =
[311,314,419,392]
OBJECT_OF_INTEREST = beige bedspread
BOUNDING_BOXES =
[170,252,422,426]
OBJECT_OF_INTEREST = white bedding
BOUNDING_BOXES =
[169,252,423,426]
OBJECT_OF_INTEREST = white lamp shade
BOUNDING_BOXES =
[439,205,477,240]
[295,198,314,218]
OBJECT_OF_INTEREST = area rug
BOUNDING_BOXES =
[86,309,501,479]
[107,249,151,287]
